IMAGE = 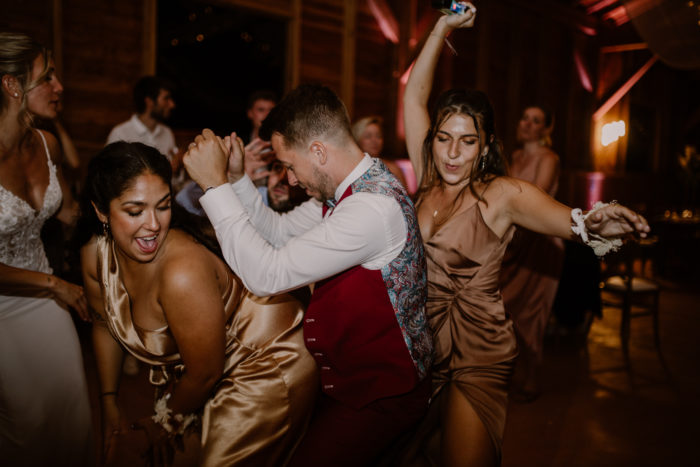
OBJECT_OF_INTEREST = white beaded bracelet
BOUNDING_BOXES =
[570,201,623,257]
[152,393,197,435]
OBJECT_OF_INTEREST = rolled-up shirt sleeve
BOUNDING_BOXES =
[231,175,322,247]
[200,182,407,297]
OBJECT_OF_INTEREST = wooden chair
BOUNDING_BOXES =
[600,237,661,359]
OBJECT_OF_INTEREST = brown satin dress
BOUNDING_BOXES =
[405,200,518,464]
[96,236,319,466]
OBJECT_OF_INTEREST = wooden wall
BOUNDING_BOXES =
[2,0,153,162]
[4,0,691,206]
[1,0,402,162]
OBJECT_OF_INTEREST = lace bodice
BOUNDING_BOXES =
[0,131,62,274]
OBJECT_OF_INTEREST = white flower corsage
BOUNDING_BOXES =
[152,393,197,435]
[571,201,623,257]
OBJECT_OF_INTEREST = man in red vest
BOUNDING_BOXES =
[184,84,432,465]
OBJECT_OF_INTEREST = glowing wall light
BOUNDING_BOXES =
[601,120,626,146]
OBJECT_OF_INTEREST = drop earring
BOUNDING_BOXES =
[102,222,110,237]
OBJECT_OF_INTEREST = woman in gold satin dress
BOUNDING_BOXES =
[403,6,650,466]
[79,142,318,466]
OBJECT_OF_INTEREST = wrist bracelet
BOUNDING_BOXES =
[570,201,623,257]
[203,186,215,194]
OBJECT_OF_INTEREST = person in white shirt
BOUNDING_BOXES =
[183,84,433,466]
[106,76,179,175]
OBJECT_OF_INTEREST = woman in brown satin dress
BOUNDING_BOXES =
[79,142,318,466]
[500,105,565,402]
[403,6,650,466]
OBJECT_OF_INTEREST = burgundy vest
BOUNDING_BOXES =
[304,159,431,409]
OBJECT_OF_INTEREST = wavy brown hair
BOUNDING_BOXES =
[417,89,507,218]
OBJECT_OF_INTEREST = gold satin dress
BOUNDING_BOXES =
[411,201,518,463]
[96,236,319,466]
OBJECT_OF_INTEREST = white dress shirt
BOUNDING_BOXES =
[200,155,408,296]
[107,114,178,159]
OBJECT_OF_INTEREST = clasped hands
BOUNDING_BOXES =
[182,129,275,191]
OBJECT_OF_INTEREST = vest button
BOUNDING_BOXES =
[306,337,316,342]
[321,366,331,371]
[323,384,334,390]
[314,352,323,357]
[305,318,315,323]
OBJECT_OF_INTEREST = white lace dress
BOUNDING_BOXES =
[0,131,92,466]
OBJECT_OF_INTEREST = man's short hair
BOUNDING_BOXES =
[259,84,351,149]
[247,90,277,110]
[133,76,173,113]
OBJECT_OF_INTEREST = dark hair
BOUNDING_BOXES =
[0,31,50,129]
[247,89,277,110]
[133,76,173,114]
[259,84,352,148]
[524,104,554,128]
[76,142,221,256]
[418,89,507,213]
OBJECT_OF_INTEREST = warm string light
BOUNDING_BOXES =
[601,120,626,147]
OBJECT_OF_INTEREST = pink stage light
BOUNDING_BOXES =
[587,0,618,15]
[577,24,598,36]
[574,50,594,92]
[400,61,415,85]
[586,172,606,209]
[593,55,658,121]
[603,5,630,26]
[368,0,399,44]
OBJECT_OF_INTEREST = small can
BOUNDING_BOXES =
[450,1,469,15]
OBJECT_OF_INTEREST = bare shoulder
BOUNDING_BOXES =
[483,176,525,198]
[481,176,540,212]
[538,147,560,165]
[34,129,61,164]
[158,230,221,291]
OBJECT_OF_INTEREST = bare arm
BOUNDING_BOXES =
[0,262,88,320]
[532,151,560,194]
[157,250,226,416]
[504,179,574,239]
[80,238,126,459]
[497,178,649,241]
[403,8,476,183]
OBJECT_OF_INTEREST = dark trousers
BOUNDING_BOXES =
[288,377,432,467]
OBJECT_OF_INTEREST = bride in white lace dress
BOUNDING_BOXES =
[0,33,92,466]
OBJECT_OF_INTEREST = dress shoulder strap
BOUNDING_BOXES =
[35,129,53,162]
